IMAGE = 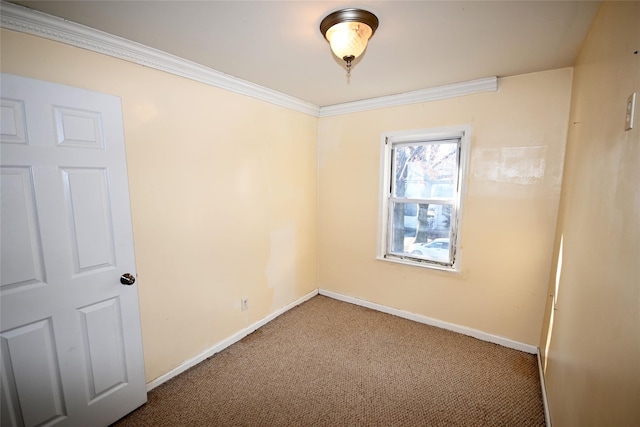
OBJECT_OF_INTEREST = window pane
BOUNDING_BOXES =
[393,142,458,199]
[389,202,416,252]
[389,201,453,264]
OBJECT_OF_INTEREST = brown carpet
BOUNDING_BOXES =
[113,295,545,426]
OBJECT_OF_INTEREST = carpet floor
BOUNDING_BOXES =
[113,295,545,426]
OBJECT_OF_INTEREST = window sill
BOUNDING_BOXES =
[376,255,461,273]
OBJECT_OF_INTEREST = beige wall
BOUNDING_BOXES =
[0,29,318,382]
[318,69,573,346]
[3,5,637,420]
[539,2,640,425]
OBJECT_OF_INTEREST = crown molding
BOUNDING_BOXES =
[318,76,498,117]
[1,2,497,118]
[0,2,321,116]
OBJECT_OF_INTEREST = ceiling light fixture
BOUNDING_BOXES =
[320,8,379,74]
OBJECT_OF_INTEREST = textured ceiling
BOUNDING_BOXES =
[8,1,601,107]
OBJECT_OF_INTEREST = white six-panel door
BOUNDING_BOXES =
[0,74,146,427]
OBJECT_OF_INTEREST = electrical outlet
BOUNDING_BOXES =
[625,92,636,131]
[241,298,248,311]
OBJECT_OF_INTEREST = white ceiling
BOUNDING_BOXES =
[8,1,601,107]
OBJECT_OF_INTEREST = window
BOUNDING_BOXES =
[377,126,470,271]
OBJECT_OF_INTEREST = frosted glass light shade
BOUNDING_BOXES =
[319,8,379,73]
[325,21,373,60]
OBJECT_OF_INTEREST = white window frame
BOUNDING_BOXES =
[377,125,471,272]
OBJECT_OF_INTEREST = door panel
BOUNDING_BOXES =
[1,318,67,427]
[0,74,146,427]
[0,98,28,145]
[54,107,104,149]
[62,167,116,274]
[78,297,128,402]
[0,166,46,291]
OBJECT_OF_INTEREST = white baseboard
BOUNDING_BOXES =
[146,288,319,391]
[147,288,539,391]
[318,289,538,354]
[537,348,552,426]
